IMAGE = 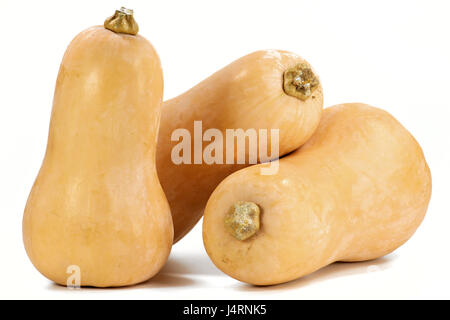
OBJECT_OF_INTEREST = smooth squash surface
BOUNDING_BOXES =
[23,22,172,287]
[157,50,324,242]
[203,103,432,285]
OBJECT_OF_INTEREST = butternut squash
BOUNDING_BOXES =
[157,50,324,242]
[203,103,432,286]
[22,8,173,287]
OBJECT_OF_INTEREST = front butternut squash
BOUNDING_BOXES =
[203,103,432,286]
[157,50,324,242]
[22,9,173,287]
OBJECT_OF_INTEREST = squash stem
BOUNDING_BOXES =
[283,63,319,101]
[224,201,260,240]
[104,7,139,35]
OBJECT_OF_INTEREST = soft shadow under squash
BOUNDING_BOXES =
[234,255,396,292]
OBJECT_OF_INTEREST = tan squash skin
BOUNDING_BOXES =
[157,50,324,243]
[23,26,173,287]
[203,103,432,286]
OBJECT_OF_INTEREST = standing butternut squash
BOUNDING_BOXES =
[157,50,323,242]
[203,103,432,285]
[22,8,173,287]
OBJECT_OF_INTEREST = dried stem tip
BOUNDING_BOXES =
[283,63,319,101]
[104,7,139,35]
[225,201,261,240]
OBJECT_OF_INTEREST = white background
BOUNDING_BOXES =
[1,0,449,299]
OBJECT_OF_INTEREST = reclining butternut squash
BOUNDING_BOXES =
[22,8,173,287]
[157,50,324,242]
[203,103,432,286]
